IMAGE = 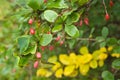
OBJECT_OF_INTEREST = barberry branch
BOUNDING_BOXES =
[103,0,108,14]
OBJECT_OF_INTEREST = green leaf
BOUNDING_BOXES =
[65,25,79,38]
[112,59,120,69]
[113,46,120,53]
[100,41,106,47]
[102,71,114,80]
[17,35,30,54]
[102,27,109,38]
[52,24,62,33]
[68,40,75,49]
[66,12,80,25]
[18,54,33,67]
[106,38,117,46]
[28,0,40,10]
[78,0,89,6]
[24,44,37,55]
[44,10,58,22]
[46,0,68,9]
[96,36,105,42]
[38,22,51,33]
[40,34,53,46]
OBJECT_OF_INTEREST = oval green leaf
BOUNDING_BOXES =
[102,71,114,80]
[112,59,120,69]
[40,34,53,46]
[17,35,30,54]
[52,24,62,33]
[44,10,58,22]
[65,25,79,38]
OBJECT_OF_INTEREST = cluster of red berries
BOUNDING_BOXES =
[55,36,64,46]
[34,52,42,68]
[28,19,35,35]
[79,17,89,27]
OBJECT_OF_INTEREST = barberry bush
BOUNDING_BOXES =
[0,0,120,80]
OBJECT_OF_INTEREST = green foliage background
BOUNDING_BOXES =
[0,0,120,80]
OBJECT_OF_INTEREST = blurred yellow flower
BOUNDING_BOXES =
[81,54,93,64]
[89,60,98,69]
[98,60,104,67]
[79,64,89,75]
[48,56,57,64]
[108,46,113,51]
[111,53,120,58]
[52,62,61,71]
[64,65,75,76]
[69,53,78,65]
[69,70,78,77]
[98,53,108,60]
[100,47,107,52]
[55,68,63,78]
[79,46,89,54]
[37,68,52,77]
[59,54,70,65]
[92,50,101,60]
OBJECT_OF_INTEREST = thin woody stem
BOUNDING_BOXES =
[103,0,108,14]
[66,37,96,41]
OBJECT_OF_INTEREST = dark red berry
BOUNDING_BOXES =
[40,46,46,51]
[47,31,51,34]
[109,0,114,7]
[105,13,110,21]
[79,19,83,26]
[28,19,33,25]
[55,36,61,41]
[34,61,39,68]
[36,52,42,59]
[49,45,54,51]
[30,28,35,35]
[44,0,47,3]
[84,18,89,25]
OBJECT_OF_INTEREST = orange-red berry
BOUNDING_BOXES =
[34,61,39,68]
[105,13,110,21]
[30,28,35,35]
[84,18,89,25]
[60,41,64,46]
[28,19,33,25]
[36,52,42,59]
[49,45,54,51]
[55,36,61,41]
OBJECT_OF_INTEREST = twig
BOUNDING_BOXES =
[102,0,108,14]
[66,37,96,41]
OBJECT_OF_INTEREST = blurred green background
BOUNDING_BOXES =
[0,0,120,80]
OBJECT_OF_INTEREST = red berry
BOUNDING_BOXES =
[105,13,110,21]
[40,46,46,51]
[84,18,89,25]
[109,0,114,7]
[79,19,83,26]
[60,41,64,46]
[34,61,39,68]
[74,22,78,26]
[55,36,61,41]
[28,19,33,25]
[49,45,54,51]
[36,52,42,59]
[47,31,51,34]
[30,28,35,35]
[44,0,47,3]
